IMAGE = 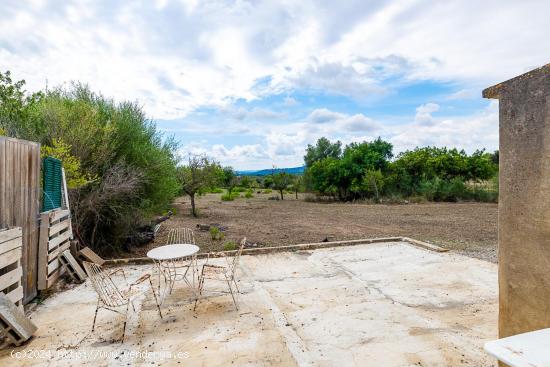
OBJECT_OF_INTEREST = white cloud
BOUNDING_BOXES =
[307,108,344,124]
[390,101,499,154]
[1,0,547,120]
[414,103,440,125]
[180,102,498,169]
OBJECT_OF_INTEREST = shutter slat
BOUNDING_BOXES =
[42,157,62,211]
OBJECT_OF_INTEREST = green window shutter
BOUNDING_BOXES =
[42,157,62,212]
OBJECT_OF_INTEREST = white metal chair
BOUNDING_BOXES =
[167,227,195,244]
[162,228,198,294]
[82,262,163,343]
[194,238,246,311]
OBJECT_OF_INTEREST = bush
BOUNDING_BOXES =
[1,75,180,253]
[233,186,246,192]
[209,187,224,193]
[418,177,469,202]
[210,227,224,240]
[263,189,272,194]
[245,189,253,198]
[221,193,234,201]
[223,241,237,251]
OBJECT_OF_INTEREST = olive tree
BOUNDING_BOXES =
[178,155,220,217]
[272,172,292,200]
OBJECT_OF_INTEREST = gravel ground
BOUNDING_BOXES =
[124,192,498,262]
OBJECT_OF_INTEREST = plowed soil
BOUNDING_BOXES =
[125,193,498,262]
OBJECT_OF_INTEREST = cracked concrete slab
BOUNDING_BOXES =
[0,241,497,366]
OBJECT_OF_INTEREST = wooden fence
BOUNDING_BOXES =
[0,227,24,310]
[0,137,41,303]
[38,209,72,290]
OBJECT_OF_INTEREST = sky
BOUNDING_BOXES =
[1,1,549,170]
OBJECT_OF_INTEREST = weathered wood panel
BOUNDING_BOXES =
[38,209,71,290]
[0,137,41,303]
[0,227,24,310]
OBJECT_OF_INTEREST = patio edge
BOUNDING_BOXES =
[104,237,448,265]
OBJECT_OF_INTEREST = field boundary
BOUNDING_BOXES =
[105,236,448,265]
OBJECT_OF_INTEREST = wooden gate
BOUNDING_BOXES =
[0,136,41,303]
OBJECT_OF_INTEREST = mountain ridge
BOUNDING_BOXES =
[236,166,305,176]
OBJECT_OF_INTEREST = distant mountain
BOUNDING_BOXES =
[236,166,305,176]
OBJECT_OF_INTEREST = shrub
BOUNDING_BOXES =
[245,189,253,198]
[223,241,237,251]
[209,187,224,193]
[1,79,180,253]
[221,193,234,201]
[263,189,272,194]
[210,227,224,240]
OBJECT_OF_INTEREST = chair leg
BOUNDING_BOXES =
[193,277,204,312]
[149,278,163,319]
[121,302,130,344]
[225,276,238,311]
[92,299,100,332]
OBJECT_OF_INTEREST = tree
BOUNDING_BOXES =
[177,155,220,217]
[0,70,42,139]
[272,172,292,200]
[291,175,304,199]
[304,137,342,167]
[218,166,237,194]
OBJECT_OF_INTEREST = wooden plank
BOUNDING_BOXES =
[78,247,105,265]
[25,143,40,301]
[47,258,59,276]
[5,286,24,304]
[0,248,22,268]
[50,209,70,223]
[48,220,69,237]
[0,228,22,244]
[47,231,70,252]
[0,138,5,229]
[0,267,22,291]
[47,242,70,262]
[37,213,50,290]
[45,266,65,288]
[0,237,22,257]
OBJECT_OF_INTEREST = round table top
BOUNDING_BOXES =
[147,244,199,261]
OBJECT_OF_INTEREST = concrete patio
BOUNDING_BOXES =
[0,241,497,366]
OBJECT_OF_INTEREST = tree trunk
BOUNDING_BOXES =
[190,193,197,217]
[280,189,284,200]
[295,189,298,199]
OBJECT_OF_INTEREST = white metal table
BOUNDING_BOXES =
[147,244,199,304]
[484,328,550,367]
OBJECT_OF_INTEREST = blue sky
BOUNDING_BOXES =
[1,1,549,169]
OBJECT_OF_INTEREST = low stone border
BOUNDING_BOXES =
[105,236,448,266]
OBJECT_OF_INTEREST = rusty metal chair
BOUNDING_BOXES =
[82,262,162,343]
[194,238,246,311]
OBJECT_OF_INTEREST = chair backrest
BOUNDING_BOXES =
[229,238,246,278]
[82,262,127,308]
[167,228,195,245]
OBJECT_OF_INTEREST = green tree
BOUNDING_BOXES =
[1,75,180,251]
[304,137,342,167]
[0,70,42,138]
[291,175,304,199]
[272,172,292,200]
[177,155,220,217]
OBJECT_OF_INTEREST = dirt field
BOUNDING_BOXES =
[126,193,498,262]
